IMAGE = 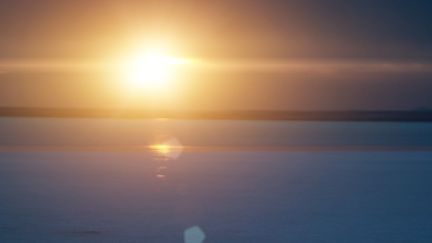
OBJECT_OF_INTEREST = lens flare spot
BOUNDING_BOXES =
[184,226,206,243]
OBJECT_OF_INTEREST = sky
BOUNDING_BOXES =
[0,0,431,110]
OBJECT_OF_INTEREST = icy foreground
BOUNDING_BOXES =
[0,151,431,243]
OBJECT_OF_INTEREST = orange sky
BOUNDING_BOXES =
[1,0,432,110]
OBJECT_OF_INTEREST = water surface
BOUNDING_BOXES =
[0,119,431,242]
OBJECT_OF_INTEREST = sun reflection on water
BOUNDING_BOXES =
[149,144,172,156]
[148,137,205,242]
[149,138,183,160]
[149,137,183,180]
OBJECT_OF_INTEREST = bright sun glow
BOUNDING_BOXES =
[119,48,188,94]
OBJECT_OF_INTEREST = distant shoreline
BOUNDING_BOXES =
[1,145,432,152]
[0,107,431,122]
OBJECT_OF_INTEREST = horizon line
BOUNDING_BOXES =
[0,107,431,122]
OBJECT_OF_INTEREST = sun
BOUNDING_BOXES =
[119,48,188,94]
